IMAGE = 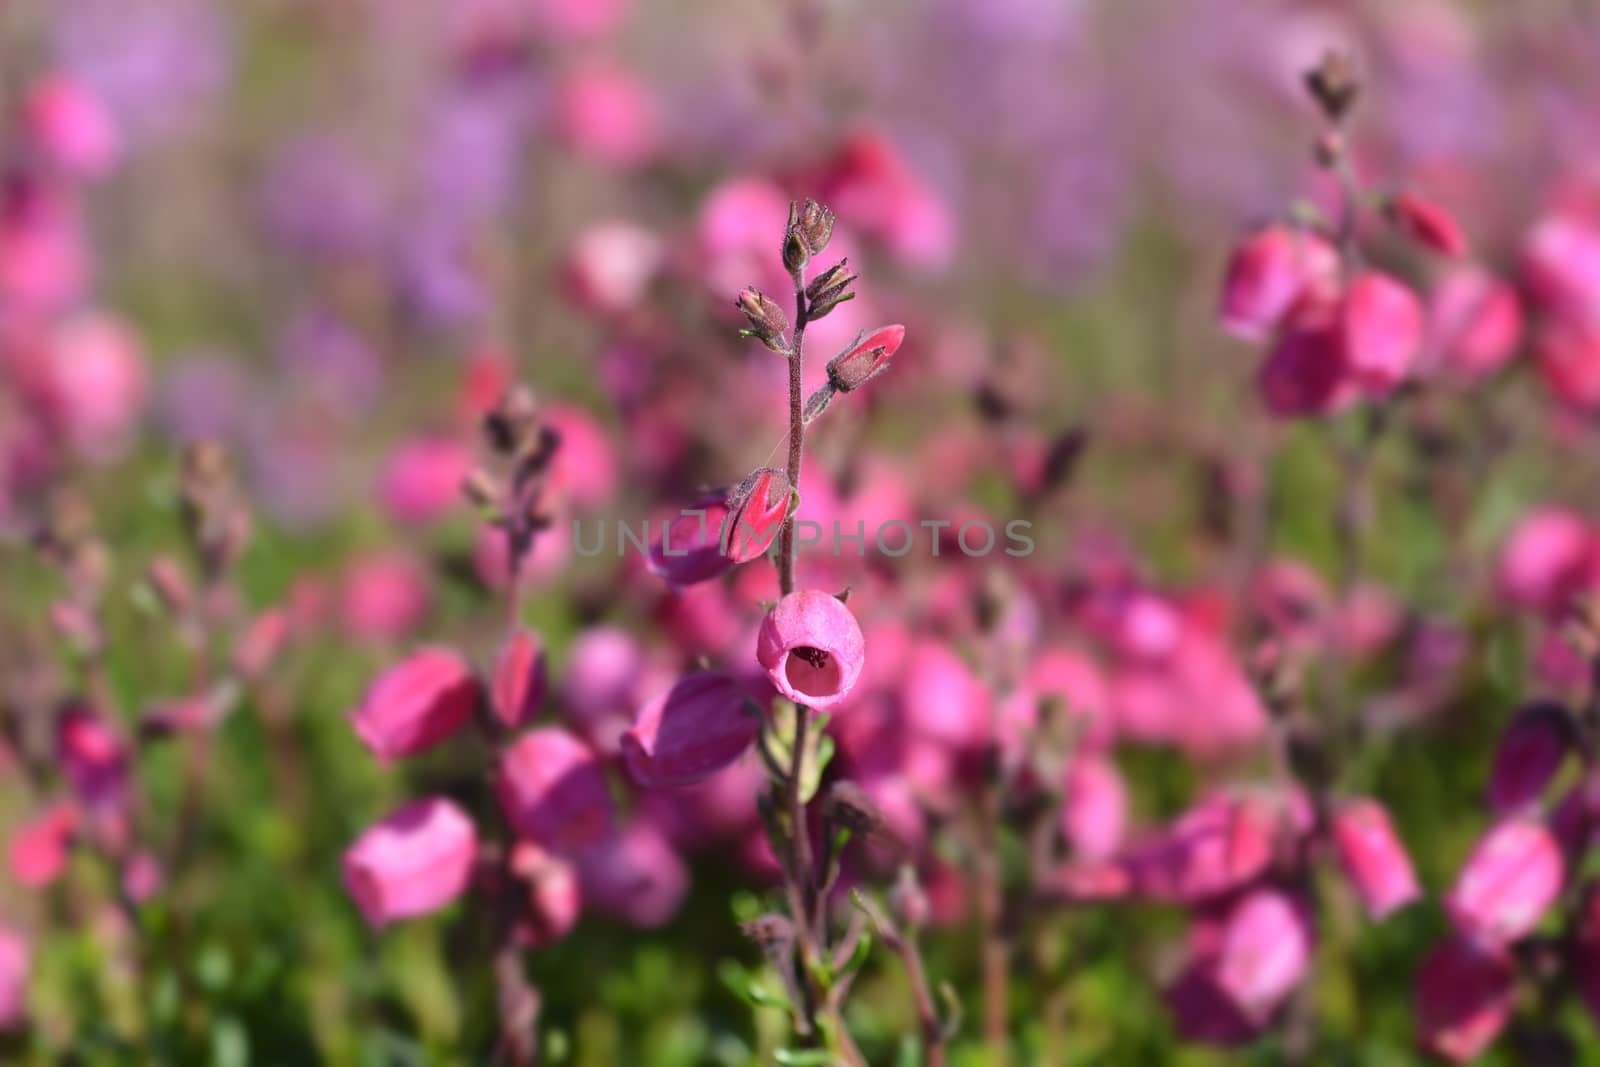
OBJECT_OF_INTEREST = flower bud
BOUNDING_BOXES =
[782,229,809,274]
[349,648,481,760]
[757,590,867,711]
[1331,797,1420,920]
[342,797,478,928]
[510,842,581,946]
[1215,889,1314,1021]
[823,780,883,836]
[491,629,547,730]
[792,198,835,255]
[496,728,614,850]
[1386,193,1468,259]
[1218,226,1338,342]
[802,385,835,425]
[805,259,857,320]
[1342,271,1422,394]
[735,287,789,353]
[621,671,760,788]
[483,385,540,456]
[805,260,856,302]
[1416,937,1515,1062]
[1446,818,1564,945]
[1488,702,1573,816]
[722,467,790,564]
[826,324,907,394]
[1304,50,1359,121]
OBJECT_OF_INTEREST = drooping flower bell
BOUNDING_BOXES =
[1446,818,1564,945]
[622,671,761,788]
[349,647,481,760]
[342,797,478,928]
[1330,797,1420,920]
[496,728,615,851]
[756,590,866,711]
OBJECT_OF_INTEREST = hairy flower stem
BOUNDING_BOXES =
[765,258,859,1062]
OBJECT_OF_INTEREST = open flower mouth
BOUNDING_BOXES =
[785,645,842,699]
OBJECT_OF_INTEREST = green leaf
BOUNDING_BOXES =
[775,1049,836,1066]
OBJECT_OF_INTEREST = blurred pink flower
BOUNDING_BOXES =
[757,591,866,711]
[338,553,432,642]
[496,728,614,850]
[1218,226,1338,342]
[1446,818,1564,945]
[576,822,688,928]
[378,436,472,526]
[1425,268,1522,380]
[1521,214,1600,327]
[343,797,478,928]
[1342,271,1423,394]
[820,130,955,270]
[0,925,28,1029]
[47,313,148,460]
[565,222,664,315]
[622,671,760,788]
[25,76,122,180]
[1331,798,1421,920]
[562,626,644,745]
[0,178,88,314]
[8,805,77,889]
[1256,296,1358,417]
[1494,507,1595,615]
[1061,756,1128,863]
[900,639,991,752]
[349,648,481,760]
[510,842,582,947]
[556,63,658,167]
[1415,937,1514,1062]
[1125,792,1279,902]
[1215,888,1313,1021]
[544,405,618,511]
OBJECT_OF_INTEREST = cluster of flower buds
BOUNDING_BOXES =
[1218,51,1490,417]
[783,197,835,276]
[470,385,562,579]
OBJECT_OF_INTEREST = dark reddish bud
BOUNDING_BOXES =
[802,385,835,425]
[735,287,789,353]
[805,259,857,320]
[483,385,540,456]
[823,780,883,836]
[826,324,906,394]
[782,229,809,274]
[491,628,547,729]
[1487,702,1574,817]
[1304,50,1360,121]
[721,467,790,563]
[1386,193,1469,259]
[791,198,835,256]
